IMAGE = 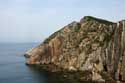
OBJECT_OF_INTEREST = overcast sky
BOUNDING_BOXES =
[0,0,125,43]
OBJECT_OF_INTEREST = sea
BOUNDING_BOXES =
[0,43,74,83]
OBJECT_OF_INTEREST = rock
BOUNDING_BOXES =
[24,16,125,82]
[63,75,67,78]
[117,81,121,83]
[69,66,77,71]
[98,79,105,82]
[92,71,103,81]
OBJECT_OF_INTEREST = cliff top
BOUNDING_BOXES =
[80,16,115,24]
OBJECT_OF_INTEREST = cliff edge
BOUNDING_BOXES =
[25,16,125,82]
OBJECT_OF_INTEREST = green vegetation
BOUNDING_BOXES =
[84,16,115,25]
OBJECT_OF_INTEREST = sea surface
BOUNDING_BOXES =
[0,43,74,83]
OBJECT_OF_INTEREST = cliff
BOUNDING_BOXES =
[25,16,125,82]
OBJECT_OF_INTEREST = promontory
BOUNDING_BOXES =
[25,16,125,82]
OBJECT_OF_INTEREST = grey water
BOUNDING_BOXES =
[0,43,73,83]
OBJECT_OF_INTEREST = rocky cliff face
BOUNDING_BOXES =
[25,16,125,82]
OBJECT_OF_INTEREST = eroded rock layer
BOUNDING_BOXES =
[25,16,125,82]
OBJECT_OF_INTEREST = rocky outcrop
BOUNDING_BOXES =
[25,16,125,82]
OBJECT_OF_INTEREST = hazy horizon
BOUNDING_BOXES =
[0,0,125,43]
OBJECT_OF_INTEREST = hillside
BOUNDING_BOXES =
[25,16,125,82]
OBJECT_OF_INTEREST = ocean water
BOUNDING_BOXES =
[0,43,74,83]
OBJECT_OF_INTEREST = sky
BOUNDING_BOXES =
[0,0,125,43]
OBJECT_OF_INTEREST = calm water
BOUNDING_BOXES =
[0,43,74,83]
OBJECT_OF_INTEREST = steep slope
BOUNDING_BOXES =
[25,16,125,82]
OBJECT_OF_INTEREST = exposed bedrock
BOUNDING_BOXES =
[25,16,125,82]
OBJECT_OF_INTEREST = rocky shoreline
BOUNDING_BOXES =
[25,16,125,82]
[26,64,119,83]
